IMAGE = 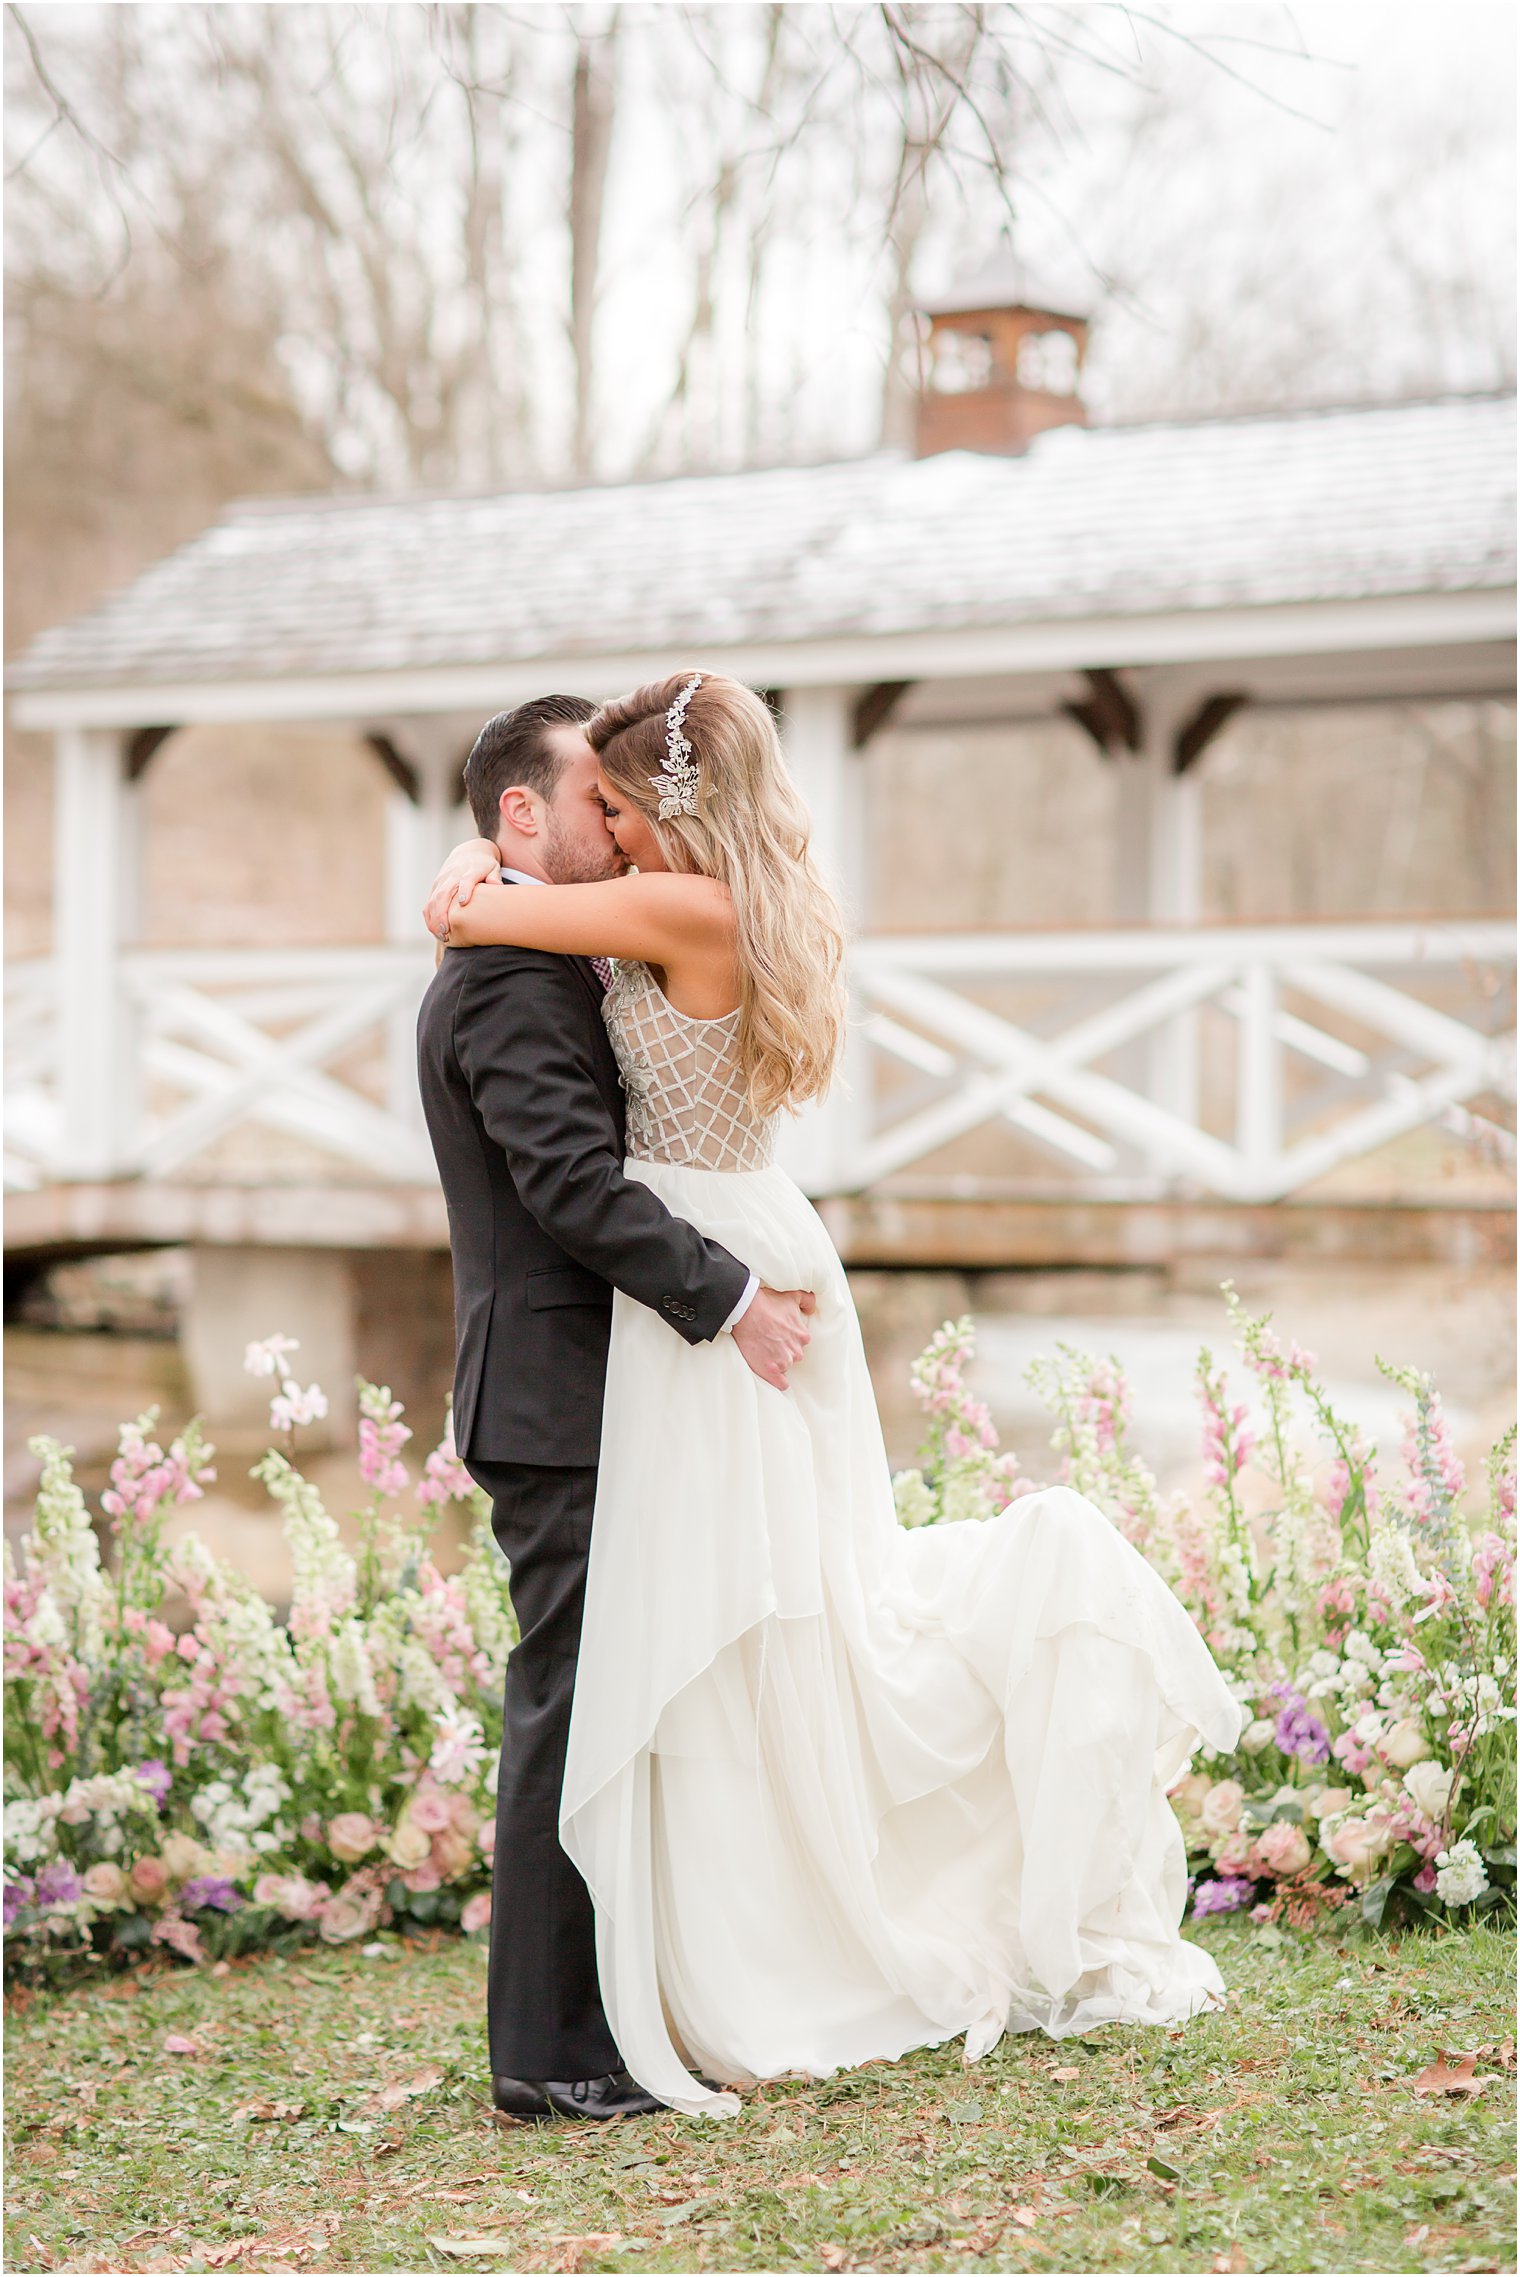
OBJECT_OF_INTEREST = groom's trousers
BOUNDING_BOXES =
[467,1458,622,2084]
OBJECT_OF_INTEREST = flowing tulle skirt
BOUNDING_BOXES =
[560,1161,1245,2118]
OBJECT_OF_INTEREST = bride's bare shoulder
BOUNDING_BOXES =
[630,871,735,938]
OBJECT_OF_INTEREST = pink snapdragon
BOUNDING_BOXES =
[358,1383,412,1498]
[417,1412,474,1508]
[1473,1530,1515,1613]
[101,1416,214,1528]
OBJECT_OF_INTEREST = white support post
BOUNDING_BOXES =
[1112,674,1204,1175]
[383,725,465,1129]
[1236,960,1282,1199]
[54,726,140,1178]
[776,686,868,1195]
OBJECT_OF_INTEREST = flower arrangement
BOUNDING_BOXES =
[896,1292,1516,1934]
[4,1292,1513,1978]
[4,1339,508,1979]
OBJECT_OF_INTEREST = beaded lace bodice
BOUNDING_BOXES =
[603,959,776,1172]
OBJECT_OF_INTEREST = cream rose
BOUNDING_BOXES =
[1168,1772,1213,1818]
[1239,1719,1277,1756]
[1199,1780,1245,1841]
[327,1812,378,1864]
[1301,1785,1353,1822]
[1403,1761,1455,1821]
[1322,1814,1395,1880]
[386,1819,431,1871]
[82,1862,130,1908]
[1377,1719,1432,1770]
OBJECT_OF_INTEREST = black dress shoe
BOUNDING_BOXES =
[492,2068,667,2121]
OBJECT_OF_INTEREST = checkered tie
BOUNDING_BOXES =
[591,956,614,993]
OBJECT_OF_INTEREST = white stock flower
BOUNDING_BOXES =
[329,1619,382,1717]
[1368,1525,1426,1610]
[1239,1718,1277,1755]
[1344,1629,1381,1668]
[892,1470,937,1530]
[1434,1840,1489,1908]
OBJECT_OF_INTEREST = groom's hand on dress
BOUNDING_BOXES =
[732,1286,815,1391]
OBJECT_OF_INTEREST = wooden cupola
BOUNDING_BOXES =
[915,257,1089,459]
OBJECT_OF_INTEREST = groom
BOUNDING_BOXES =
[416,694,813,2123]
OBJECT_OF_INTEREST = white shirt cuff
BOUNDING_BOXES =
[720,1272,760,1334]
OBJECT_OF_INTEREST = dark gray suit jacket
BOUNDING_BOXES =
[416,939,750,1468]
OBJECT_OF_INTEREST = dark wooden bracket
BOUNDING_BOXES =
[364,732,421,803]
[1174,691,1248,774]
[124,725,178,780]
[1061,668,1141,756]
[851,681,914,749]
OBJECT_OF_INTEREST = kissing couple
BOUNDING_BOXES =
[417,672,1243,2124]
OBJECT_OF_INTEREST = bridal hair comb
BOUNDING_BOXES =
[649,673,703,818]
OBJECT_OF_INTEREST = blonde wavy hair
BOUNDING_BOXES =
[586,673,848,1118]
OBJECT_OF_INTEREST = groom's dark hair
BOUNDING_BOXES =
[463,694,598,839]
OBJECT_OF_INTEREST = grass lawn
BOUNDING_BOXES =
[4,1919,1514,2276]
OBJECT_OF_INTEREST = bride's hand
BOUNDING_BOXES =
[425,838,503,941]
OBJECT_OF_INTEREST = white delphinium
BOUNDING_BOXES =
[254,1454,356,1641]
[397,1636,453,1717]
[1218,1538,1257,1621]
[329,1618,382,1718]
[1434,1839,1489,1907]
[457,1505,516,1677]
[22,1437,106,1655]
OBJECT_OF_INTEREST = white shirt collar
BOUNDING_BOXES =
[499,866,545,887]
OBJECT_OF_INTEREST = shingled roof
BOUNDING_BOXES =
[9,393,1514,694]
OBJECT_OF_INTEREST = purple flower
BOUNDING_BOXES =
[3,1876,35,1926]
[1268,1683,1331,1766]
[1191,1875,1256,1919]
[33,1861,82,1907]
[179,1875,243,1913]
[133,1759,173,1805]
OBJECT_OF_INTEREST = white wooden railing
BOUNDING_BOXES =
[4,921,1515,1203]
[4,946,438,1192]
[847,919,1515,1202]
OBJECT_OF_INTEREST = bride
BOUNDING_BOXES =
[427,669,1245,2119]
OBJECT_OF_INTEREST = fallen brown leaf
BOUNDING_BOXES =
[819,2249,851,2273]
[1413,2051,1487,2098]
[1011,2206,1039,2228]
[231,2099,305,2124]
[1050,2066,1081,2083]
[161,2033,200,2057]
[377,2064,446,2109]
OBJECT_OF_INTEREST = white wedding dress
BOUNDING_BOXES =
[560,959,1245,2119]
